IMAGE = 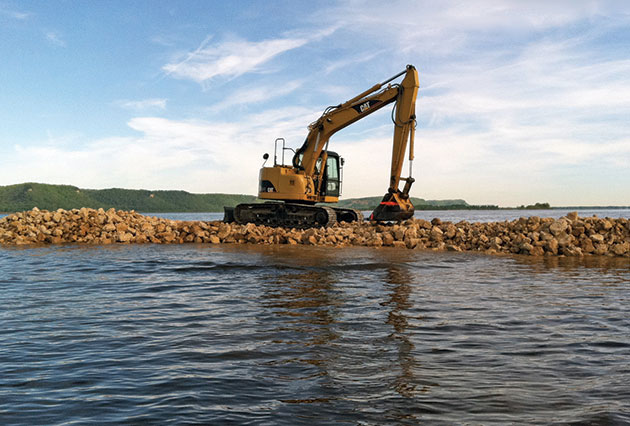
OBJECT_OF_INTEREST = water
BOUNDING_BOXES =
[1,235,630,425]
[125,208,630,223]
[2,208,629,223]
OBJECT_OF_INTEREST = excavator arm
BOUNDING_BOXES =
[294,64,419,221]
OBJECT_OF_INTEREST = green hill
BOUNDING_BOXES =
[0,183,257,213]
[0,182,488,213]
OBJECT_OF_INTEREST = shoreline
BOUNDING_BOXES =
[1,206,629,218]
[1,207,629,258]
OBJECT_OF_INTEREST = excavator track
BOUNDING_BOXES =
[231,202,338,228]
[332,208,364,224]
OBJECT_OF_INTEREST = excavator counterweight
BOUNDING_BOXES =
[227,65,420,228]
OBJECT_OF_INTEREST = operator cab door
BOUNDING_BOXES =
[322,152,341,197]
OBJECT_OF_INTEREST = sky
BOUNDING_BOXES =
[1,0,629,207]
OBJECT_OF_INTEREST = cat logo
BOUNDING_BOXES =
[351,99,381,114]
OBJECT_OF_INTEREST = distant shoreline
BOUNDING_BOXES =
[1,182,628,214]
[2,206,629,216]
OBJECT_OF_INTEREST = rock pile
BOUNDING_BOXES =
[1,208,629,257]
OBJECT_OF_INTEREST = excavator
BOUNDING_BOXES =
[224,64,419,228]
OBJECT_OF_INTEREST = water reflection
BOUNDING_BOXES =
[381,264,417,399]
[262,268,340,346]
[516,253,630,271]
[254,246,428,422]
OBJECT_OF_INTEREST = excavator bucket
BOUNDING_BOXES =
[369,192,414,222]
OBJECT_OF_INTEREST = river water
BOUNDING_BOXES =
[136,208,630,223]
[1,210,629,425]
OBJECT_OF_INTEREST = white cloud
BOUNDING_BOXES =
[331,0,626,56]
[163,36,308,84]
[323,51,384,75]
[0,108,321,194]
[116,98,168,111]
[209,80,304,112]
[0,6,29,20]
[45,31,66,47]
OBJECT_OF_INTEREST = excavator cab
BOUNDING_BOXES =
[318,152,342,198]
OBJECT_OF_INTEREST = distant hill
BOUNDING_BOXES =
[0,182,486,213]
[0,183,257,213]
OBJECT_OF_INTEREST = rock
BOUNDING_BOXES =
[403,227,417,240]
[445,224,456,239]
[417,219,432,229]
[368,236,383,247]
[593,243,608,256]
[430,226,443,241]
[382,233,395,246]
[545,238,559,255]
[600,220,613,231]
[103,223,116,232]
[612,242,629,256]
[520,242,534,254]
[549,219,569,236]
[530,246,545,256]
[217,224,231,240]
[118,232,133,243]
[580,238,595,253]
[1,208,629,258]
[590,233,605,243]
[566,211,578,221]
[556,233,573,247]
[301,229,318,244]
[405,238,420,249]
[433,242,446,251]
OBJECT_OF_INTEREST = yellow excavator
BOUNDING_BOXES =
[225,64,419,228]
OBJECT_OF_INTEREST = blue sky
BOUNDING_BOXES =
[1,0,629,206]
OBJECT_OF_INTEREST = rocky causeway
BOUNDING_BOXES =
[1,207,629,257]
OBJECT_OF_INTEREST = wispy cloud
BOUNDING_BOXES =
[116,98,168,111]
[45,31,66,47]
[162,25,338,86]
[323,51,384,75]
[0,5,30,20]
[209,80,304,112]
[163,36,309,84]
[331,0,616,56]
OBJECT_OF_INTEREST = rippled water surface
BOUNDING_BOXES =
[1,241,629,425]
[2,207,629,224]
[140,208,630,223]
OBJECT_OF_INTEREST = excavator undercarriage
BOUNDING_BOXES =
[225,203,363,228]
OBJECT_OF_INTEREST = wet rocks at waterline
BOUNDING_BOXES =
[1,207,629,257]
